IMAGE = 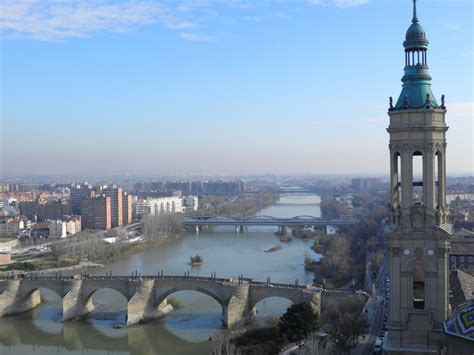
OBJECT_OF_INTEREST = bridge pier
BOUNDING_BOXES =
[235,225,245,233]
[223,282,252,328]
[62,280,94,321]
[0,280,41,317]
[278,225,288,234]
[127,280,172,326]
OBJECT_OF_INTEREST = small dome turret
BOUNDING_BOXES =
[404,0,428,50]
[391,0,442,111]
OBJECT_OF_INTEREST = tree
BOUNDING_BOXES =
[211,333,240,355]
[318,234,353,282]
[234,327,284,354]
[321,297,368,352]
[279,303,319,345]
[301,334,327,355]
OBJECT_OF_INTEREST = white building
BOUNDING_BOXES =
[135,197,183,218]
[47,220,67,238]
[65,216,81,236]
[183,195,199,211]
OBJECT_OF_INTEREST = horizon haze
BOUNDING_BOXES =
[1,0,473,176]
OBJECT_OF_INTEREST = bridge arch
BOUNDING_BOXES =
[81,281,131,303]
[244,215,279,222]
[20,282,67,299]
[207,216,239,222]
[251,296,294,320]
[249,293,302,311]
[84,288,129,304]
[289,215,321,220]
[156,286,224,307]
[17,286,64,321]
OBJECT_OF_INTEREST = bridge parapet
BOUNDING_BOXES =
[183,215,359,227]
[0,275,321,328]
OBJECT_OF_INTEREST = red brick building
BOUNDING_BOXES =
[104,186,123,228]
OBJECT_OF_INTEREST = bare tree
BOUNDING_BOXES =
[211,334,240,355]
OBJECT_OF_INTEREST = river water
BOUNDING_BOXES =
[0,195,321,355]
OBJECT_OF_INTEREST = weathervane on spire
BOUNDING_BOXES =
[412,0,418,23]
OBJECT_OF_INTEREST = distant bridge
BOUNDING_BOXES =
[244,186,340,195]
[0,274,320,328]
[184,215,358,232]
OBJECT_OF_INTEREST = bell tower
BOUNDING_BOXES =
[385,0,451,352]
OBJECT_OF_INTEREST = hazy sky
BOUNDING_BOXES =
[1,0,473,176]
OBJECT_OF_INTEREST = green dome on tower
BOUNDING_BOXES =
[391,0,443,111]
[404,0,428,50]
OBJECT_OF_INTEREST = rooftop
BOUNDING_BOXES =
[443,299,474,342]
[450,229,474,256]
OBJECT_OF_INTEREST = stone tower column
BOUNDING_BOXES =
[385,1,451,353]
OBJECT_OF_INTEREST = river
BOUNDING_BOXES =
[0,195,321,355]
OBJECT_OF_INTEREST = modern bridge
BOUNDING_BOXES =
[184,215,358,233]
[0,273,320,328]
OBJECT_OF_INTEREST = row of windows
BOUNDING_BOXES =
[450,256,474,263]
[451,264,474,272]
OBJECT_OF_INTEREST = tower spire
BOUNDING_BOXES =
[412,0,418,23]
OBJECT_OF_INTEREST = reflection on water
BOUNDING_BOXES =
[0,307,211,355]
[0,195,321,354]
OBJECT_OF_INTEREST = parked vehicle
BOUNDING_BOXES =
[373,338,383,354]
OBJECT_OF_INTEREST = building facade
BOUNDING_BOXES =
[385,1,451,352]
[47,220,67,238]
[134,197,183,218]
[64,216,82,236]
[104,186,123,228]
[69,184,94,215]
[0,219,23,237]
[122,192,132,225]
[81,196,111,230]
[449,229,474,272]
[183,195,199,211]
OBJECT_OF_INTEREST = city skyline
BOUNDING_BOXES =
[1,0,473,176]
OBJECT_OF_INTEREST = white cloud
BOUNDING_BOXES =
[308,0,368,8]
[0,0,366,42]
[179,32,215,42]
[0,0,168,41]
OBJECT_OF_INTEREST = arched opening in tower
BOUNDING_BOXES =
[413,264,425,310]
[412,152,424,204]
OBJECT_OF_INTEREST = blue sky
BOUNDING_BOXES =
[1,0,472,176]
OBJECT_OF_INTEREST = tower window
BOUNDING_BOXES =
[413,264,425,310]
[412,152,423,203]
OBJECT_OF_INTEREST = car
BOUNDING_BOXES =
[355,290,369,297]
[373,338,383,354]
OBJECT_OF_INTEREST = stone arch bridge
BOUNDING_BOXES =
[0,275,320,328]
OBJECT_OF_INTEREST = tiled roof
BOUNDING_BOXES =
[450,270,474,308]
[450,229,474,256]
[444,300,474,342]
